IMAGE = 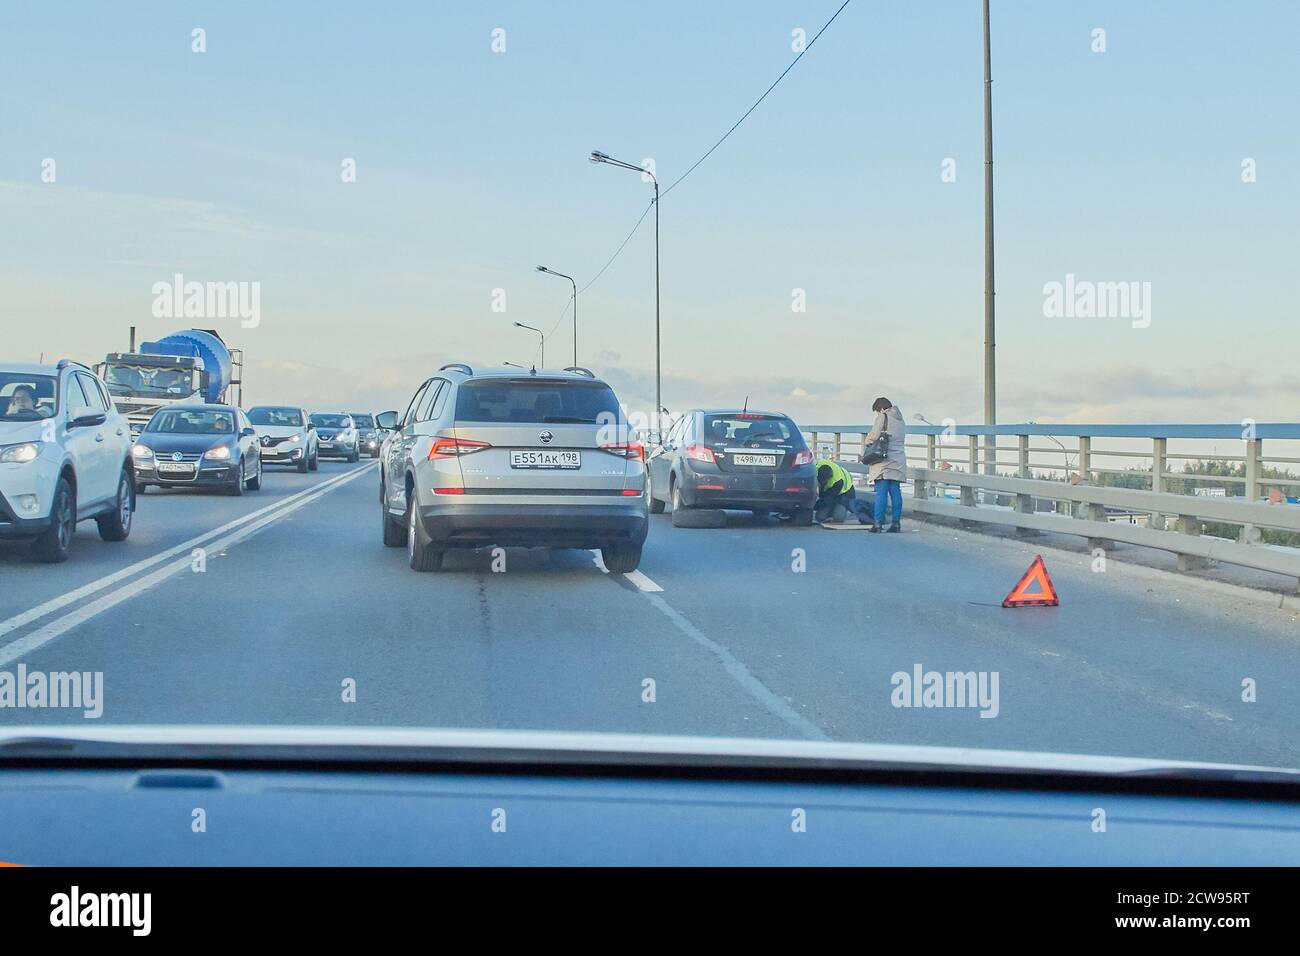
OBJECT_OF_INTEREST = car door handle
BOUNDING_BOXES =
[116,428,125,436]
[94,433,105,442]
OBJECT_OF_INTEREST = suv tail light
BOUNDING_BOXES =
[428,437,491,460]
[600,441,644,461]
[793,449,813,467]
[685,443,716,464]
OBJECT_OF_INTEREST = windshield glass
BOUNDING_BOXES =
[0,373,58,421]
[103,364,194,395]
[4,1,1300,832]
[147,409,235,434]
[249,407,303,427]
[310,414,352,429]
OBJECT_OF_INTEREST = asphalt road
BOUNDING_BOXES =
[2,460,1298,769]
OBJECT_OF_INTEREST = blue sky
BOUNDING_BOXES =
[2,1,1297,424]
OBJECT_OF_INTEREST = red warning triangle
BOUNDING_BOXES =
[1002,555,1059,607]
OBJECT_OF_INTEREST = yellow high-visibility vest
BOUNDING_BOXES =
[816,459,853,496]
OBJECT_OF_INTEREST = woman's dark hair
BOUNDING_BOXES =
[871,397,892,413]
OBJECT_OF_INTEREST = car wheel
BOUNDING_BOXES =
[33,477,75,563]
[671,482,725,528]
[309,449,319,471]
[349,448,360,463]
[406,491,443,571]
[245,458,262,491]
[96,468,134,542]
[381,481,406,547]
[601,542,643,573]
[789,507,816,526]
[647,474,666,514]
[228,459,245,496]
[297,451,310,473]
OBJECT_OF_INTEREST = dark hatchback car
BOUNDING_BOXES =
[133,404,262,496]
[646,409,816,526]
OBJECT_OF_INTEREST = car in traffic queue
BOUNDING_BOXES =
[376,364,648,572]
[311,412,361,462]
[247,405,318,472]
[349,412,383,458]
[133,404,261,496]
[645,409,817,526]
[0,361,136,563]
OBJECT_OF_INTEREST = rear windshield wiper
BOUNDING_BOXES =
[541,416,598,424]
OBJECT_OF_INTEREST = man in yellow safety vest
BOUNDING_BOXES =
[814,458,869,525]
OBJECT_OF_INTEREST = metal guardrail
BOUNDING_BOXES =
[805,423,1300,586]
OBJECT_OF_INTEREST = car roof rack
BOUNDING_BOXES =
[439,363,474,375]
[563,366,595,378]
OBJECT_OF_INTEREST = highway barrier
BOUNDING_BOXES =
[806,422,1300,587]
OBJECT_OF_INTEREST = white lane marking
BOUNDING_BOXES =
[0,464,375,665]
[640,591,829,741]
[0,465,369,640]
[589,551,664,592]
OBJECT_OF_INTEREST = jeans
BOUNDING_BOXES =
[873,479,903,525]
[815,487,864,523]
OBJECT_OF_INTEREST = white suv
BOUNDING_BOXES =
[377,365,648,572]
[0,361,136,563]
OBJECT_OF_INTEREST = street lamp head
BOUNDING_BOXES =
[535,265,547,272]
[589,150,609,164]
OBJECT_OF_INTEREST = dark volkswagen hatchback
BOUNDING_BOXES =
[645,410,816,525]
[133,404,262,496]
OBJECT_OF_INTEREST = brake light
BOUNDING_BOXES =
[620,488,641,496]
[793,449,813,467]
[685,443,716,464]
[735,413,765,420]
[600,442,644,461]
[428,437,491,459]
[433,487,465,495]
[696,483,724,490]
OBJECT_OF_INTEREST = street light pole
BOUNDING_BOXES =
[982,0,997,475]
[513,322,544,369]
[590,150,661,440]
[536,265,578,366]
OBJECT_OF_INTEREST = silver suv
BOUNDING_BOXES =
[0,361,135,562]
[376,365,648,572]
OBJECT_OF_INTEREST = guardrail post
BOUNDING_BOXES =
[1014,434,1039,536]
[833,431,842,462]
[926,433,936,470]
[810,431,818,458]
[1175,514,1210,571]
[1081,502,1112,551]
[1078,436,1091,483]
[1150,437,1167,530]
[1237,437,1263,544]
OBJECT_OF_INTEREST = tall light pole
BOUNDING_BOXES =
[536,265,578,366]
[982,0,997,475]
[514,322,544,368]
[590,150,660,439]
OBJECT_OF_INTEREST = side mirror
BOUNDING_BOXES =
[375,410,399,430]
[306,422,315,431]
[70,412,107,429]
[240,427,256,438]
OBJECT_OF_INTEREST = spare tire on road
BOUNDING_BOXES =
[671,506,726,529]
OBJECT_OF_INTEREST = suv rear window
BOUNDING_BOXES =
[455,379,622,424]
